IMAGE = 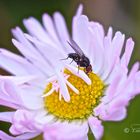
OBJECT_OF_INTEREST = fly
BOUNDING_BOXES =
[66,39,92,74]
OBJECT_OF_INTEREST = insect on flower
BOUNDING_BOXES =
[1,4,140,140]
[65,39,92,74]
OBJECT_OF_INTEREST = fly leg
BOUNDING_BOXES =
[70,59,74,64]
[84,67,87,74]
[78,65,80,73]
[60,56,69,60]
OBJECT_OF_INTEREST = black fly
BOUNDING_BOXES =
[66,39,92,74]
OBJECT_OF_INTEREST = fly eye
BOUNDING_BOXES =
[75,57,79,61]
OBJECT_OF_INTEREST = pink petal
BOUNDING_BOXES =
[106,27,113,40]
[9,110,41,135]
[43,121,88,140]
[88,116,104,140]
[90,22,104,43]
[0,79,24,108]
[112,31,125,58]
[94,103,105,116]
[0,130,40,140]
[75,4,83,17]
[0,99,20,109]
[101,107,127,121]
[121,38,134,66]
[0,111,14,123]
[114,62,139,100]
[101,73,123,103]
[105,57,128,84]
[132,71,140,96]
[88,22,104,75]
[100,36,114,80]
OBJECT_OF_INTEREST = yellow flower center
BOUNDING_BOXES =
[44,69,105,121]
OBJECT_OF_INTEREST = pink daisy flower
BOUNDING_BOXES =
[0,5,140,140]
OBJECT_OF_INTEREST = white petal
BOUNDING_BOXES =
[0,75,37,85]
[42,88,55,97]
[56,71,70,102]
[65,79,79,94]
[53,12,70,53]
[42,13,60,43]
[34,109,54,126]
[23,17,54,46]
[42,13,66,54]
[0,49,37,75]
[20,85,44,110]
[72,15,91,55]
[25,33,66,70]
[65,64,91,85]
[12,27,44,59]
[12,27,53,76]
[12,39,49,76]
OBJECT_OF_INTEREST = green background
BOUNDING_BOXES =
[0,0,140,140]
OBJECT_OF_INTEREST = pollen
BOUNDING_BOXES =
[44,69,105,120]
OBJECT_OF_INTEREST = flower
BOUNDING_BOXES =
[0,4,140,140]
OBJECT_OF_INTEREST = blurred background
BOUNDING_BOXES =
[0,0,140,140]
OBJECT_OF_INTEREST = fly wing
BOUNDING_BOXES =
[67,39,84,57]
